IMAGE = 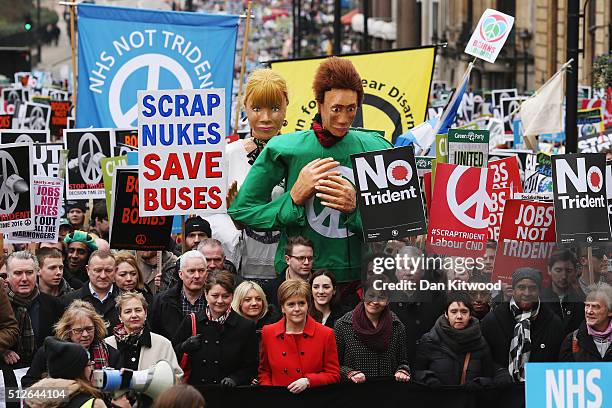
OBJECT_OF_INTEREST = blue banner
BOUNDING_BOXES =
[525,363,610,408]
[77,4,238,131]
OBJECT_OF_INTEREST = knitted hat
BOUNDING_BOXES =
[45,337,89,380]
[184,216,212,238]
[65,200,87,213]
[64,230,98,251]
[512,267,542,289]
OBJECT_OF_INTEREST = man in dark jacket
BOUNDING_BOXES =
[149,250,207,341]
[63,230,98,289]
[62,250,120,329]
[541,249,585,335]
[481,267,563,383]
[3,251,64,368]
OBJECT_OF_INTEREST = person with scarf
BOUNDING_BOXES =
[229,57,393,284]
[481,267,563,384]
[21,300,120,388]
[3,251,63,368]
[560,283,612,361]
[414,292,494,387]
[174,270,257,386]
[259,279,340,392]
[334,278,410,383]
[104,292,182,376]
[207,68,289,284]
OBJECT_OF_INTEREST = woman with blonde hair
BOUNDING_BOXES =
[211,68,290,283]
[21,300,120,388]
[105,292,182,377]
[232,280,280,338]
[114,251,153,305]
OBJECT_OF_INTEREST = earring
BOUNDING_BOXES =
[283,119,288,127]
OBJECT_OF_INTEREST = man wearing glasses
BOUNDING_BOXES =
[62,250,120,330]
[264,236,314,308]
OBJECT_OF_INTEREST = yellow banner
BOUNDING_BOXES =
[270,47,436,143]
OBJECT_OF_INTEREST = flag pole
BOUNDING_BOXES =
[232,1,253,135]
[68,3,78,113]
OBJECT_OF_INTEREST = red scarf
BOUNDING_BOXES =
[311,113,346,147]
[351,302,392,352]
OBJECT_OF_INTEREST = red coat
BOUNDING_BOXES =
[258,316,340,387]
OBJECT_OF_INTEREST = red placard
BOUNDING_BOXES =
[426,163,493,257]
[488,156,522,193]
[582,96,612,128]
[488,186,512,241]
[492,199,556,285]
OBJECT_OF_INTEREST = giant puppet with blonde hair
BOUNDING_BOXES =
[229,58,393,283]
[210,68,290,282]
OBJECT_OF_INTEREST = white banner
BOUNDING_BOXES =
[138,89,227,216]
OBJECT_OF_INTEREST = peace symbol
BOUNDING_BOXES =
[77,133,104,184]
[306,165,355,238]
[108,54,194,127]
[0,150,20,214]
[446,166,493,229]
[29,107,47,130]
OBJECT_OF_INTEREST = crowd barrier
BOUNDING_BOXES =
[197,379,525,408]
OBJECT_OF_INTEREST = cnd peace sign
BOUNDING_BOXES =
[446,166,493,230]
[108,54,194,127]
[78,133,104,184]
[0,150,20,214]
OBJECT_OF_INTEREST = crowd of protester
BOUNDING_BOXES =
[2,54,612,408]
[2,221,612,406]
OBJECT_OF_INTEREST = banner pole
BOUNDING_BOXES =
[232,1,253,135]
[587,246,594,285]
[69,4,78,113]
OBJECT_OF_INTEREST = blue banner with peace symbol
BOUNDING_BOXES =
[76,4,238,132]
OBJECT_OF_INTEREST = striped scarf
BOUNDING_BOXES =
[6,286,38,361]
[508,298,540,382]
[90,341,110,369]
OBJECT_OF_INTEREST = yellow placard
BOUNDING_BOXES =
[270,47,436,143]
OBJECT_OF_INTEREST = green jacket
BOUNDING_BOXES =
[228,129,392,282]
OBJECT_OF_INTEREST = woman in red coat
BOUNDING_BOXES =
[259,279,340,393]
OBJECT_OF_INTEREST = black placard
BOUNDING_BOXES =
[351,146,426,242]
[110,168,172,250]
[552,153,611,244]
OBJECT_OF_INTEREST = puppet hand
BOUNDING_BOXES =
[290,158,340,205]
[226,180,238,209]
[315,175,356,214]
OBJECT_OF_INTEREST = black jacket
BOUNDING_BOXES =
[559,321,612,362]
[7,292,64,367]
[334,310,410,380]
[481,301,564,372]
[414,320,494,386]
[61,284,121,330]
[263,274,286,308]
[21,341,121,388]
[173,310,258,386]
[149,285,199,341]
[540,286,585,335]
[389,289,447,364]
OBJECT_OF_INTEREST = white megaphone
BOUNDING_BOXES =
[92,360,176,399]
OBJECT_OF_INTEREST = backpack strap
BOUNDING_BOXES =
[571,329,580,354]
[460,352,472,385]
[190,312,197,336]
